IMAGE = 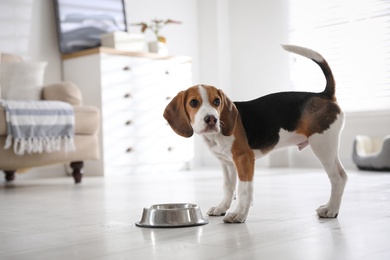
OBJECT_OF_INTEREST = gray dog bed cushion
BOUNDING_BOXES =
[353,135,390,171]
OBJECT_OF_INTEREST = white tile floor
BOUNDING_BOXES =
[1,167,390,260]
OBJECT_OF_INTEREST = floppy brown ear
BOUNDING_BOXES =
[219,89,238,136]
[163,91,194,138]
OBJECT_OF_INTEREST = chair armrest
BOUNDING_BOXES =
[42,81,83,106]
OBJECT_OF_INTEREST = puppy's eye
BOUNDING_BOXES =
[213,98,221,106]
[189,99,199,108]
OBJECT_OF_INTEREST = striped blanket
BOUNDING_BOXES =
[0,100,75,155]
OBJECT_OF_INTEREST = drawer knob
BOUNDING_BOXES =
[125,120,132,126]
[165,70,169,75]
[167,146,174,152]
[124,93,132,98]
[126,147,133,153]
[123,66,131,71]
[165,96,172,100]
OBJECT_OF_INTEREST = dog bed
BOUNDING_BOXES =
[353,135,390,171]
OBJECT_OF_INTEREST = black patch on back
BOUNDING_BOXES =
[234,91,319,150]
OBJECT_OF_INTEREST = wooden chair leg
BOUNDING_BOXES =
[4,170,16,182]
[70,161,84,184]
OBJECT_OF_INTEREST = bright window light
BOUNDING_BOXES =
[288,0,390,112]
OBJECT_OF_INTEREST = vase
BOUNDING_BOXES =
[148,41,168,56]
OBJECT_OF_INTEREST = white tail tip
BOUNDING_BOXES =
[281,44,324,62]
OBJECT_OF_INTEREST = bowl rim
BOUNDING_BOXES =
[135,203,209,228]
[145,203,199,210]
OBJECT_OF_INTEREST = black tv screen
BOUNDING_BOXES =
[54,0,127,54]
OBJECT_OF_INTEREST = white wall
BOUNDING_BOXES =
[125,0,199,82]
[196,0,291,168]
[1,0,389,179]
[196,0,231,167]
[229,0,290,100]
[197,0,290,98]
[0,0,62,84]
[196,0,390,170]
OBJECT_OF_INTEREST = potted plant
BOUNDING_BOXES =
[132,19,181,55]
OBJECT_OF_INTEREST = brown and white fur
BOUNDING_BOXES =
[163,45,347,223]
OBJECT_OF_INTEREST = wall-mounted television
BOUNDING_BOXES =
[54,0,127,54]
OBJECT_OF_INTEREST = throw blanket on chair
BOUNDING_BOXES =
[0,100,75,155]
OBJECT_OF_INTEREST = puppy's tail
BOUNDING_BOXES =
[281,44,335,100]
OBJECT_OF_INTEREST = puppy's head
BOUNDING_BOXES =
[163,85,238,137]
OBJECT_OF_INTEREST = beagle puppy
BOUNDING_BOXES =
[163,45,347,223]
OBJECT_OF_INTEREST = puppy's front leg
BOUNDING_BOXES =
[207,162,237,216]
[223,153,255,223]
[224,181,253,223]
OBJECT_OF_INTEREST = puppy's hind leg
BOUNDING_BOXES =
[309,113,348,218]
[207,162,237,216]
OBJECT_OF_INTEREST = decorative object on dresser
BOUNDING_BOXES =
[100,32,146,52]
[62,47,194,176]
[0,52,100,183]
[132,19,181,55]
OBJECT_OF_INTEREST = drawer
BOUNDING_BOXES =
[102,109,170,140]
[104,130,191,166]
[104,137,169,166]
[103,138,135,166]
[102,91,134,114]
[101,69,133,87]
[158,136,194,163]
[131,90,172,112]
[100,54,149,73]
[130,110,171,136]
[131,62,191,90]
[102,111,136,139]
[101,56,159,87]
[102,83,133,105]
[101,83,174,114]
[165,62,192,78]
[131,59,175,78]
[131,68,168,90]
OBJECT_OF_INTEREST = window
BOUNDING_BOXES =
[288,0,390,112]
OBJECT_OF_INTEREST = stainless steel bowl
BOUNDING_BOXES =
[135,203,209,228]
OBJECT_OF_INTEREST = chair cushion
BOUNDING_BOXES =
[0,53,25,99]
[0,105,99,136]
[73,105,100,135]
[1,53,22,63]
[42,81,83,106]
[1,61,47,100]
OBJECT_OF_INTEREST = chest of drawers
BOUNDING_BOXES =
[63,48,194,175]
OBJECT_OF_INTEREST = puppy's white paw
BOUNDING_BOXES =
[207,206,228,216]
[316,204,339,218]
[223,207,249,223]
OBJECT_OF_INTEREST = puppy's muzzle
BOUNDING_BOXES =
[202,115,220,133]
[203,114,219,133]
[204,115,217,126]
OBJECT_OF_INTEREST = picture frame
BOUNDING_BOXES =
[54,0,127,54]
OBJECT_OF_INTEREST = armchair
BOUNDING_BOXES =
[0,53,100,183]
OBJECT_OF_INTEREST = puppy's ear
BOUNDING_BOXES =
[219,89,238,136]
[163,91,194,138]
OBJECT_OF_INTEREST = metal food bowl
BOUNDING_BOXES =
[135,203,209,228]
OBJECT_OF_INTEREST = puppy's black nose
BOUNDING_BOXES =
[204,115,217,126]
